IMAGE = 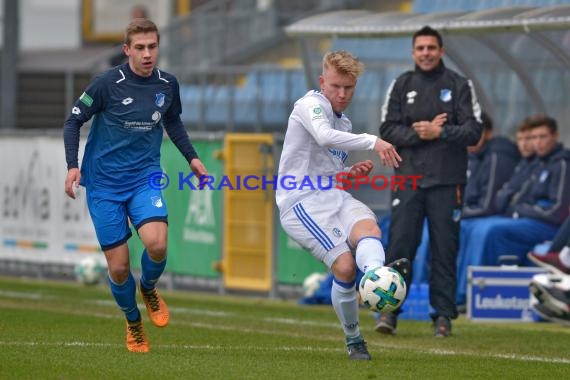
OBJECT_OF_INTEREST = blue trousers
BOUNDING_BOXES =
[455,216,559,304]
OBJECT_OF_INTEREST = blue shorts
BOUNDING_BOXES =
[86,185,168,251]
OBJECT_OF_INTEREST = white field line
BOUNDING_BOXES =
[92,299,341,328]
[1,336,569,365]
[168,319,570,364]
[0,290,48,300]
[2,292,570,364]
[0,340,344,353]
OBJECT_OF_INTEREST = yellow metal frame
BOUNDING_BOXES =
[81,0,191,43]
[222,133,274,292]
[82,0,122,43]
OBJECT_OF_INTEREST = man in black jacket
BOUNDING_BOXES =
[378,26,483,337]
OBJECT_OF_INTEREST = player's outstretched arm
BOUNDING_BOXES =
[374,138,401,168]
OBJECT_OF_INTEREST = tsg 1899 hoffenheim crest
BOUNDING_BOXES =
[440,89,452,103]
[155,93,165,107]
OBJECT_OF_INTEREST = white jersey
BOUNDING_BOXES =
[276,90,377,213]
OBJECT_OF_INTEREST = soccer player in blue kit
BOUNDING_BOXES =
[63,18,207,353]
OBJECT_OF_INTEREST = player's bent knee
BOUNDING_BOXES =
[108,265,130,284]
[145,241,167,260]
[138,222,168,258]
[350,220,381,243]
[331,255,356,282]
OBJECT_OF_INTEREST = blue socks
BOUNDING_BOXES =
[140,249,167,291]
[109,271,140,322]
[108,250,167,322]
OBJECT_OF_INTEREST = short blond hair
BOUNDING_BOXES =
[322,50,364,79]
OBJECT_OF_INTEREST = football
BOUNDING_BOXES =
[359,266,407,313]
[75,256,106,285]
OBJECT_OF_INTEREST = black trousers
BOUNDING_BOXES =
[387,184,463,320]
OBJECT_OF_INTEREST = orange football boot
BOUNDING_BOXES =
[140,286,170,327]
[126,319,149,353]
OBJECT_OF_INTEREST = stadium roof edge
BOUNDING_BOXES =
[284,5,570,38]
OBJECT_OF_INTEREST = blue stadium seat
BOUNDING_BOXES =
[179,85,202,124]
[204,85,231,125]
[234,88,258,126]
[289,71,309,101]
[229,69,309,129]
[334,38,410,61]
[260,70,289,126]
[412,0,439,12]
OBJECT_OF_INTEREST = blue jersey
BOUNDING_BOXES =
[64,63,197,193]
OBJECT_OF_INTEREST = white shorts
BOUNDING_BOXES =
[280,190,377,268]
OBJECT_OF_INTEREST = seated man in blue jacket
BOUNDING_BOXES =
[494,117,538,214]
[450,115,570,304]
[454,114,521,305]
[462,112,521,218]
[460,114,569,284]
[480,115,570,262]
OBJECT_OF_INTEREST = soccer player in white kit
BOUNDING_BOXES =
[276,51,402,360]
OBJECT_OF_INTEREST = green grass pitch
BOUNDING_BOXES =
[0,276,568,379]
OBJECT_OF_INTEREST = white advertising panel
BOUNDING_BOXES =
[0,137,99,265]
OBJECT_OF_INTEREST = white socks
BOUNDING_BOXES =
[355,236,385,273]
[330,236,387,340]
[331,279,360,339]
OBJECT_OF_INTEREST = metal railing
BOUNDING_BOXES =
[159,0,361,71]
[161,0,278,70]
[2,0,363,131]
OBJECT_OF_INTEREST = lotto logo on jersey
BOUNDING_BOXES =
[311,105,324,120]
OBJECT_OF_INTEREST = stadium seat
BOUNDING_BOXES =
[179,85,202,124]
